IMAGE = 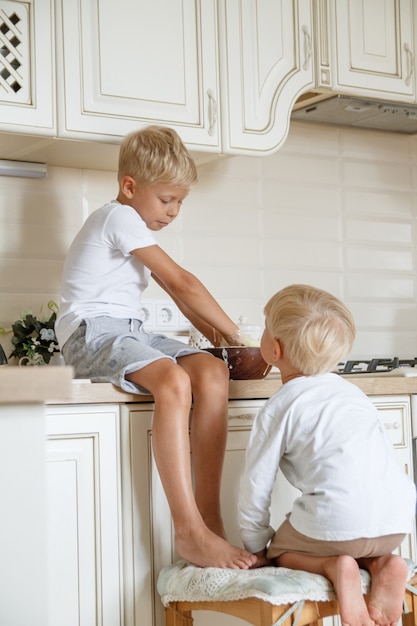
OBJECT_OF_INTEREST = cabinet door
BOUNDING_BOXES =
[218,0,315,154]
[326,0,415,100]
[0,0,54,134]
[120,404,168,626]
[121,401,299,626]
[371,395,416,560]
[58,0,220,151]
[46,405,122,626]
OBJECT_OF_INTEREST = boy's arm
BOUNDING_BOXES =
[151,273,222,346]
[134,244,254,345]
[238,407,280,554]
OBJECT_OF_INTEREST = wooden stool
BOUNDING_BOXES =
[158,560,417,626]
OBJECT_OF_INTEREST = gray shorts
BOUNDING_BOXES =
[61,316,201,394]
[267,515,406,560]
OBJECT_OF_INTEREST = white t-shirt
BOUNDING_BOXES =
[238,373,416,553]
[55,201,157,348]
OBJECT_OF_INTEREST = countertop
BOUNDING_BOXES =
[0,366,74,404]
[2,367,417,406]
[51,372,417,405]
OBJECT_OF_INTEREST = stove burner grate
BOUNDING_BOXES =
[338,357,417,374]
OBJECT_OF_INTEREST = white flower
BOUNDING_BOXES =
[40,328,55,342]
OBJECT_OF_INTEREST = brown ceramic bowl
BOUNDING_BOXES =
[204,347,271,380]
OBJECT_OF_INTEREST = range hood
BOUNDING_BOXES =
[291,94,417,134]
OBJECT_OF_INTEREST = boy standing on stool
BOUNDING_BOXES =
[56,126,256,569]
[238,284,416,626]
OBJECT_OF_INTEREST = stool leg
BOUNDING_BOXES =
[403,596,417,626]
[166,603,193,626]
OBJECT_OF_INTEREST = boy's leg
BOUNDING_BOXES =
[126,357,255,569]
[178,352,230,538]
[276,552,374,626]
[357,554,408,626]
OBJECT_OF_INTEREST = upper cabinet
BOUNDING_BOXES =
[58,0,313,156]
[57,0,221,152]
[0,0,416,164]
[318,0,415,102]
[0,0,54,134]
[218,0,315,154]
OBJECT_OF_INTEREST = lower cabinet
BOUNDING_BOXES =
[371,395,416,560]
[120,401,300,626]
[46,395,416,626]
[121,396,417,626]
[46,405,123,626]
[119,404,157,626]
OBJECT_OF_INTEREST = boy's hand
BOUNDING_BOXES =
[222,330,260,347]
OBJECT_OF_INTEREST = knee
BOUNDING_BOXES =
[156,363,193,404]
[207,353,229,378]
[192,355,230,395]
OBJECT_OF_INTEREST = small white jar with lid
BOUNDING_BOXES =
[237,316,263,343]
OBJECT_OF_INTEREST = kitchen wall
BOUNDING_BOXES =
[1,120,417,361]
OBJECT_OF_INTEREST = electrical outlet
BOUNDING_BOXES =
[140,299,191,331]
[155,303,177,329]
[138,303,155,327]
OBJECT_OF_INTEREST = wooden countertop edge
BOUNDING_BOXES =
[0,366,74,404]
[2,366,416,406]
[46,375,417,405]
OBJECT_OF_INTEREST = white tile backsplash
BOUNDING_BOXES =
[346,274,415,300]
[346,219,413,243]
[2,121,417,361]
[346,247,414,272]
[343,159,413,190]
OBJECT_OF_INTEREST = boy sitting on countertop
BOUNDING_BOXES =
[55,125,257,569]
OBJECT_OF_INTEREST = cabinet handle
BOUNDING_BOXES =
[404,43,414,86]
[229,413,256,421]
[207,89,218,136]
[302,25,312,71]
[383,420,400,430]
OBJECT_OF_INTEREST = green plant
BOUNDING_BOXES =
[5,301,60,365]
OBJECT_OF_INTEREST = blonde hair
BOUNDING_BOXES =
[264,284,355,376]
[118,125,198,188]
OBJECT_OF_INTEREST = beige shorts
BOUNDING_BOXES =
[267,516,406,560]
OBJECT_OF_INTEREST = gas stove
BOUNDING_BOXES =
[336,358,417,377]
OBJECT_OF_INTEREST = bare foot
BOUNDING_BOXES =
[324,555,375,626]
[175,525,256,569]
[363,554,408,626]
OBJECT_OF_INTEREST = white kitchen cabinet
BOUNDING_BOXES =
[58,0,315,156]
[320,0,415,101]
[47,392,416,626]
[57,0,220,151]
[120,400,300,626]
[46,404,123,626]
[371,395,416,560]
[122,396,416,626]
[0,0,55,134]
[119,404,157,626]
[0,404,48,626]
[218,0,315,154]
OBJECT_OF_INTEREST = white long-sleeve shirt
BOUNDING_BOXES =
[238,373,416,554]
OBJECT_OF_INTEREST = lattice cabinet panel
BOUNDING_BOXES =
[0,0,54,133]
[0,1,29,103]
